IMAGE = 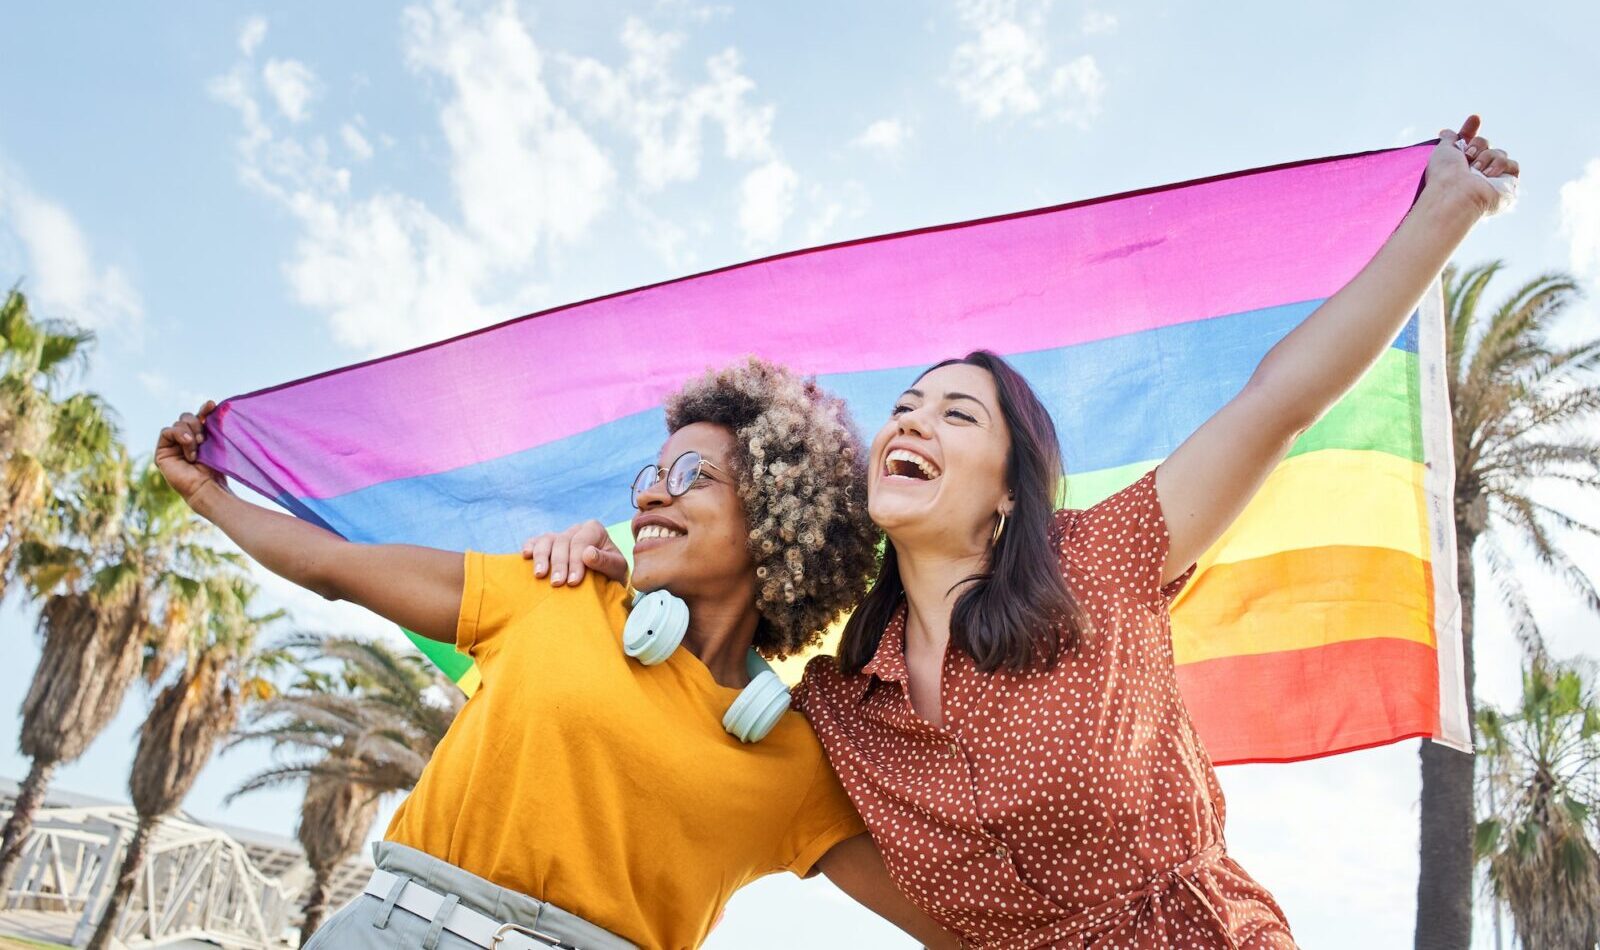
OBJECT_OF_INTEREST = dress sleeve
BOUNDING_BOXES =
[789,654,834,720]
[778,753,869,878]
[455,551,560,662]
[1062,468,1196,610]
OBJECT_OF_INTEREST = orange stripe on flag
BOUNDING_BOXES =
[1171,545,1435,665]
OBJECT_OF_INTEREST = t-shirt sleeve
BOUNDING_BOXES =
[779,754,868,878]
[455,551,559,662]
[1064,467,1195,609]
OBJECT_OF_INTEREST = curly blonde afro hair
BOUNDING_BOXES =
[664,357,878,658]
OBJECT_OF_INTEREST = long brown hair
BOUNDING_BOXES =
[838,350,1092,674]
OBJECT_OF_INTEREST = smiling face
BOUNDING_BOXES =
[629,421,757,602]
[868,362,1014,554]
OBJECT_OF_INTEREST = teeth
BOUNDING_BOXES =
[886,448,940,479]
[637,524,685,541]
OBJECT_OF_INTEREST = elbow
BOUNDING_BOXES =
[1238,373,1322,442]
[294,546,349,602]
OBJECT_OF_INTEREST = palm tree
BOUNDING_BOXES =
[1417,262,1600,947]
[0,287,111,603]
[229,634,462,941]
[85,578,284,950]
[0,461,241,898]
[1475,657,1600,949]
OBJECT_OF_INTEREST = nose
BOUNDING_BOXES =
[635,476,673,511]
[896,406,933,439]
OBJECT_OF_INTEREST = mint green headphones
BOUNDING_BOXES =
[622,589,791,743]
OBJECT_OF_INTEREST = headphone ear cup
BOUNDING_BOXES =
[622,590,688,665]
[722,668,791,743]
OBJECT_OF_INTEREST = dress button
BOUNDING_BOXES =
[994,844,1009,859]
[946,739,961,755]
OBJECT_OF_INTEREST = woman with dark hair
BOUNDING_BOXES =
[789,121,1516,948]
[537,119,1517,947]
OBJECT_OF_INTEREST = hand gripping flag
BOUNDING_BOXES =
[198,143,1468,764]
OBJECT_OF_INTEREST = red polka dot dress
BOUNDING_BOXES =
[796,471,1295,948]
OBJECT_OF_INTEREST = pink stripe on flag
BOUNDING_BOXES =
[203,144,1431,501]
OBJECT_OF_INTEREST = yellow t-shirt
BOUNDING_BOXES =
[385,553,866,949]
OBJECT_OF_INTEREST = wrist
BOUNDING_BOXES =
[1414,177,1488,227]
[189,479,230,521]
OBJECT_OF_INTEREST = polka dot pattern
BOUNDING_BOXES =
[796,472,1295,948]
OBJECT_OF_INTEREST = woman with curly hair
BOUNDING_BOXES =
[153,357,953,950]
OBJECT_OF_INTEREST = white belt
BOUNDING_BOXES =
[362,867,582,949]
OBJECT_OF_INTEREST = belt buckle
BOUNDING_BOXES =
[491,921,574,949]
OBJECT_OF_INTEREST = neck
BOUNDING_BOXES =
[892,538,987,652]
[679,593,762,688]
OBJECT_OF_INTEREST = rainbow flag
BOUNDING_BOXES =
[198,142,1468,764]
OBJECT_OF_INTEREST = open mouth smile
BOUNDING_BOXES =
[883,447,942,482]
[633,518,687,552]
[636,524,685,541]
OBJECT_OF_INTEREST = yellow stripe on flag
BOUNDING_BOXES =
[1199,449,1428,571]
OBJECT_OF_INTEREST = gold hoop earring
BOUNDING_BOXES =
[991,511,1008,546]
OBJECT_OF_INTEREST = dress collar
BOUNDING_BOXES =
[858,599,912,699]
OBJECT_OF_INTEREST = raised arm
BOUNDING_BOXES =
[1155,117,1517,584]
[816,834,959,949]
[157,402,464,641]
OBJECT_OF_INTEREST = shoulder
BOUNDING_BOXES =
[1061,469,1164,541]
[793,653,862,721]
[471,552,629,625]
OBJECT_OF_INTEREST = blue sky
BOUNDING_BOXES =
[2,1,1598,946]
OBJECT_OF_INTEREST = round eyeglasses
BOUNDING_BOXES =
[630,451,730,509]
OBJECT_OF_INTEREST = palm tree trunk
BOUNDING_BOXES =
[1415,528,1478,949]
[86,815,157,950]
[299,865,334,946]
[0,756,59,904]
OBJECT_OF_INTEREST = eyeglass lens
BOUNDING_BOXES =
[631,451,705,507]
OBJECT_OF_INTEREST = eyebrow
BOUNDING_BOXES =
[900,388,991,413]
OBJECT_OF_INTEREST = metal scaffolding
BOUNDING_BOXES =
[3,804,295,948]
[1,781,370,949]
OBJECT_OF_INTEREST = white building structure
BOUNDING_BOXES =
[1,779,368,949]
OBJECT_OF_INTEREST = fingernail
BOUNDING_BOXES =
[551,573,563,582]
[1466,146,1477,158]
[535,562,545,573]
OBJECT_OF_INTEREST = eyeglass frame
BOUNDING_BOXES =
[630,450,732,509]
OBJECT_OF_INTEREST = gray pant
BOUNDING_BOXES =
[304,842,637,950]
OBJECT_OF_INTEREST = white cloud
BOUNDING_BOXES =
[628,195,697,270]
[0,170,143,334]
[1560,158,1600,281]
[238,15,268,57]
[262,58,318,123]
[562,18,780,194]
[211,0,813,349]
[210,0,619,353]
[852,118,911,157]
[1080,10,1117,34]
[1049,54,1104,129]
[738,159,797,247]
[802,180,868,247]
[1219,746,1420,941]
[340,122,374,161]
[402,0,615,260]
[560,16,802,253]
[949,0,1107,125]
